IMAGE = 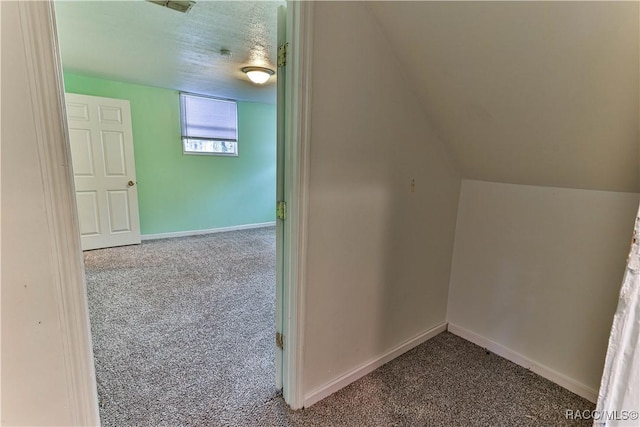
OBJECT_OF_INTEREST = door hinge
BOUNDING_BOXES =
[278,42,289,67]
[276,332,284,349]
[276,201,287,221]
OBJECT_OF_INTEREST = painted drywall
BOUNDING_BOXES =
[1,2,74,424]
[63,73,276,235]
[447,180,640,397]
[369,2,639,193]
[303,2,462,401]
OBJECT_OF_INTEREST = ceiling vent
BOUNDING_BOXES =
[147,1,195,14]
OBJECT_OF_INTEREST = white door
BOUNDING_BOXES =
[65,93,141,251]
[275,4,286,390]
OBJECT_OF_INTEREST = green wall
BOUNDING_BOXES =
[63,73,276,235]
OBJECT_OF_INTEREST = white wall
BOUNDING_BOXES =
[302,2,461,405]
[447,180,640,401]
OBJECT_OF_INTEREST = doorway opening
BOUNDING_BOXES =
[53,1,286,423]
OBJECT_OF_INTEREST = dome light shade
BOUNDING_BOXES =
[241,66,275,85]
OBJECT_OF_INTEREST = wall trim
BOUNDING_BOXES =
[303,322,447,408]
[19,1,100,424]
[447,323,598,403]
[141,222,276,241]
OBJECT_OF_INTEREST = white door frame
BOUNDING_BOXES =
[281,0,314,410]
[18,0,314,420]
[275,3,287,392]
[14,2,100,425]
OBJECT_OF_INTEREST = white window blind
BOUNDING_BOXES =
[180,93,239,156]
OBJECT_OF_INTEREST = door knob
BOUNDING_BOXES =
[128,180,135,187]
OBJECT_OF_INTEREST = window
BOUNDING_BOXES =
[180,93,238,156]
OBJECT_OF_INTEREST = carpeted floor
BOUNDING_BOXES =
[84,227,594,426]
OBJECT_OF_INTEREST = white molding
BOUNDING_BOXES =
[303,322,448,408]
[282,0,314,410]
[275,4,286,392]
[141,222,276,241]
[447,323,598,403]
[18,1,100,425]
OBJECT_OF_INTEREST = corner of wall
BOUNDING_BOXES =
[445,178,467,322]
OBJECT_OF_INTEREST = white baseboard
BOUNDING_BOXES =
[303,322,448,408]
[141,222,276,241]
[447,323,598,403]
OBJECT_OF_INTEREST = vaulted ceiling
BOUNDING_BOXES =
[369,1,639,193]
[54,0,283,104]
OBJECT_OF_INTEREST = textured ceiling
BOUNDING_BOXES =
[369,1,639,193]
[54,0,283,104]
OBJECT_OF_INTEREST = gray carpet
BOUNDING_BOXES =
[84,227,594,426]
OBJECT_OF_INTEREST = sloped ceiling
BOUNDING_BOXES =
[369,1,639,193]
[54,0,283,104]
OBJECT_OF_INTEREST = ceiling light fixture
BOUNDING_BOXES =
[147,0,195,13]
[241,66,275,85]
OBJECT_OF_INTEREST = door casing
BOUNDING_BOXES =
[279,1,314,410]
